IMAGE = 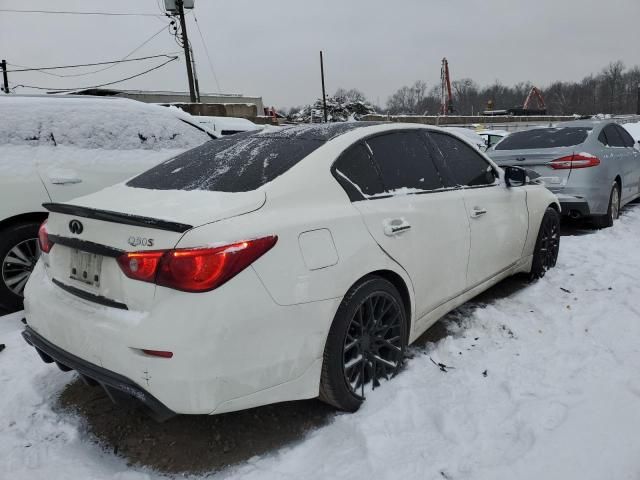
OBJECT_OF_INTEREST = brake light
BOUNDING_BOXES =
[549,153,600,170]
[116,236,277,292]
[117,251,164,283]
[38,220,53,253]
[142,349,174,358]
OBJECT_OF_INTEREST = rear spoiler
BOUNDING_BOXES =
[43,203,193,233]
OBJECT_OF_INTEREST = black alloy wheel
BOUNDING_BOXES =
[320,276,407,411]
[530,207,560,279]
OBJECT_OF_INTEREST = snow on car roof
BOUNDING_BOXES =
[0,95,210,150]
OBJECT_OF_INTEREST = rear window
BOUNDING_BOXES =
[494,127,591,150]
[127,132,324,192]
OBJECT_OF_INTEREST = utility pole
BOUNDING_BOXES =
[176,0,197,103]
[320,51,328,122]
[637,84,640,115]
[1,60,9,94]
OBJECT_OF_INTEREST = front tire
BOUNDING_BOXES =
[319,276,407,412]
[592,183,620,229]
[0,222,42,312]
[530,207,561,279]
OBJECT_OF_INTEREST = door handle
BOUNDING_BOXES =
[50,177,82,185]
[383,218,412,236]
[470,207,487,218]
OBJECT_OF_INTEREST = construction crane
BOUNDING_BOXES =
[439,58,455,115]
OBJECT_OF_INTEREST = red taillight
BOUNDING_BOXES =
[549,153,600,170]
[142,349,173,358]
[38,220,53,253]
[116,236,277,292]
[117,251,164,283]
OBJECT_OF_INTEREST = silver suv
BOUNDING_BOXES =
[488,120,640,227]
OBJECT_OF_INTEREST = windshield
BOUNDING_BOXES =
[494,127,591,150]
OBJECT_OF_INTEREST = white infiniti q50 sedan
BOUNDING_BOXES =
[22,122,560,420]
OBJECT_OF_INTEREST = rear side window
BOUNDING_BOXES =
[429,132,496,187]
[333,143,385,200]
[366,132,443,192]
[603,125,625,147]
[494,127,591,150]
[615,125,635,147]
[127,133,324,192]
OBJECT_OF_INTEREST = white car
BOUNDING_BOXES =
[194,115,262,136]
[478,129,510,149]
[0,95,214,311]
[443,127,487,151]
[23,123,560,419]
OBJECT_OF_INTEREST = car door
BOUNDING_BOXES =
[335,131,470,322]
[614,125,640,201]
[427,131,528,289]
[601,124,635,203]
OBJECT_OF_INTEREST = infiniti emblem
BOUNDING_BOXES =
[69,220,84,235]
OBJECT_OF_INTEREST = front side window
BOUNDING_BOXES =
[615,125,636,148]
[333,143,385,200]
[365,131,444,193]
[429,132,496,187]
[603,125,625,147]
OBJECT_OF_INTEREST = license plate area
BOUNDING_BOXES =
[69,249,103,287]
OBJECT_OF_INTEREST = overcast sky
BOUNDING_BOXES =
[1,0,639,108]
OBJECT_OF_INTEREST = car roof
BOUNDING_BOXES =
[556,119,609,128]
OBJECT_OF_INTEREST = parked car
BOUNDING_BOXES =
[23,123,559,419]
[0,95,214,312]
[443,127,487,151]
[623,122,640,146]
[488,120,640,227]
[193,115,262,136]
[478,129,510,149]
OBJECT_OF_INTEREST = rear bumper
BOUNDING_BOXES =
[22,326,175,422]
[556,195,591,218]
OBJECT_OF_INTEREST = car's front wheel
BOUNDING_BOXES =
[319,276,407,412]
[530,207,561,279]
[0,222,42,312]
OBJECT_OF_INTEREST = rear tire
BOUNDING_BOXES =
[319,276,407,412]
[592,183,620,229]
[0,222,42,313]
[530,207,561,279]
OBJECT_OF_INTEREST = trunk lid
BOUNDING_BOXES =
[488,147,576,190]
[41,184,266,311]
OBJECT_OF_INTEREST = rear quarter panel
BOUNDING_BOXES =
[0,146,50,223]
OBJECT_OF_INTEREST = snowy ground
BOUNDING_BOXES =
[2,206,640,479]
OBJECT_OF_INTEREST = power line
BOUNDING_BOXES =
[0,8,164,17]
[5,54,179,74]
[193,12,221,92]
[13,56,179,92]
[8,25,174,78]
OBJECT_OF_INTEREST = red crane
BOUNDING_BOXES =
[523,86,546,112]
[439,58,455,115]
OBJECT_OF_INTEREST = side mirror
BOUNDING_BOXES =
[504,166,528,187]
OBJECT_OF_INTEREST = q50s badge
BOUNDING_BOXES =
[128,236,154,247]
